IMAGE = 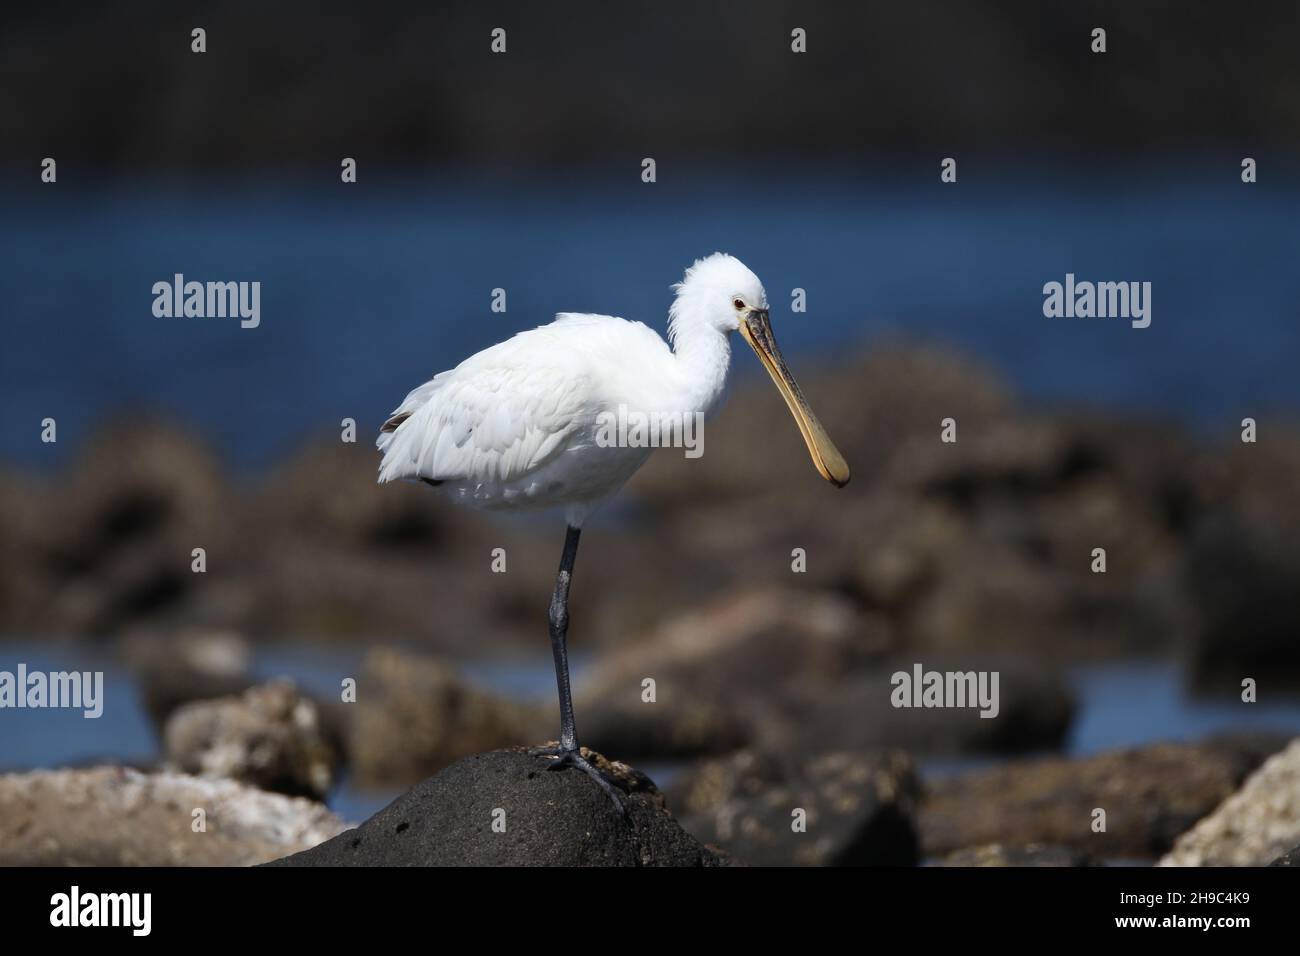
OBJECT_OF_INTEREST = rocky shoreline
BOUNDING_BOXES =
[3,732,1300,866]
[3,344,1299,865]
[0,766,346,866]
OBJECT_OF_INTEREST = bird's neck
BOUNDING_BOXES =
[669,321,732,416]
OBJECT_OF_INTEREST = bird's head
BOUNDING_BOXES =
[672,253,851,488]
[670,252,769,335]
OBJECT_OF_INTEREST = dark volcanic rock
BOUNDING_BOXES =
[670,749,920,866]
[270,748,725,867]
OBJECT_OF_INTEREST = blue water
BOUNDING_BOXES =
[1066,662,1300,754]
[0,644,156,769]
[2,163,1297,472]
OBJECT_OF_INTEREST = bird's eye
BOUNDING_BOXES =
[733,298,745,311]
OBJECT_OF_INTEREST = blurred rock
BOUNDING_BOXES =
[619,394,1196,673]
[1180,426,1300,688]
[874,417,1191,661]
[0,468,53,627]
[1206,729,1300,767]
[1160,737,1300,867]
[348,647,544,788]
[270,748,724,867]
[849,494,962,612]
[0,766,346,866]
[1197,424,1300,530]
[1035,417,1197,563]
[1184,514,1300,690]
[580,584,1071,759]
[124,629,254,729]
[3,347,1299,704]
[786,657,1075,756]
[0,418,553,649]
[33,420,231,635]
[164,679,342,799]
[921,735,1289,860]
[936,843,1095,867]
[899,534,1168,661]
[249,439,462,550]
[578,588,890,760]
[627,344,1013,509]
[236,440,552,648]
[669,749,919,866]
[884,419,1083,502]
[1271,845,1300,866]
[239,537,543,650]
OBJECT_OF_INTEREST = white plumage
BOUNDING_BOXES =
[378,254,841,526]
[377,314,671,522]
[374,253,849,807]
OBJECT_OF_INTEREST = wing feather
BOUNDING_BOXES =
[376,313,671,487]
[377,337,592,485]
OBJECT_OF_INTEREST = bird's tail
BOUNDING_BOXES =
[375,376,443,481]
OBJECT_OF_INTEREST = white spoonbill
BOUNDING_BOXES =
[376,253,849,807]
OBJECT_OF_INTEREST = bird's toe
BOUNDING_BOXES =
[528,746,628,814]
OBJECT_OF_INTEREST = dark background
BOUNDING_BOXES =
[3,1,1298,172]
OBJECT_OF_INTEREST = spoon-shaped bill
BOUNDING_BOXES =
[739,309,851,487]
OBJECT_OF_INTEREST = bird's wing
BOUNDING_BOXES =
[376,320,623,486]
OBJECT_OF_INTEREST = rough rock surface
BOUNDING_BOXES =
[164,679,342,799]
[347,648,544,788]
[0,766,346,866]
[921,735,1289,860]
[1160,737,1300,866]
[271,748,725,867]
[669,749,919,866]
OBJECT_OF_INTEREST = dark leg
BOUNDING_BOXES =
[529,525,626,812]
[550,524,581,752]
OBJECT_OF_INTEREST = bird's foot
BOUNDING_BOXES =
[528,744,628,814]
